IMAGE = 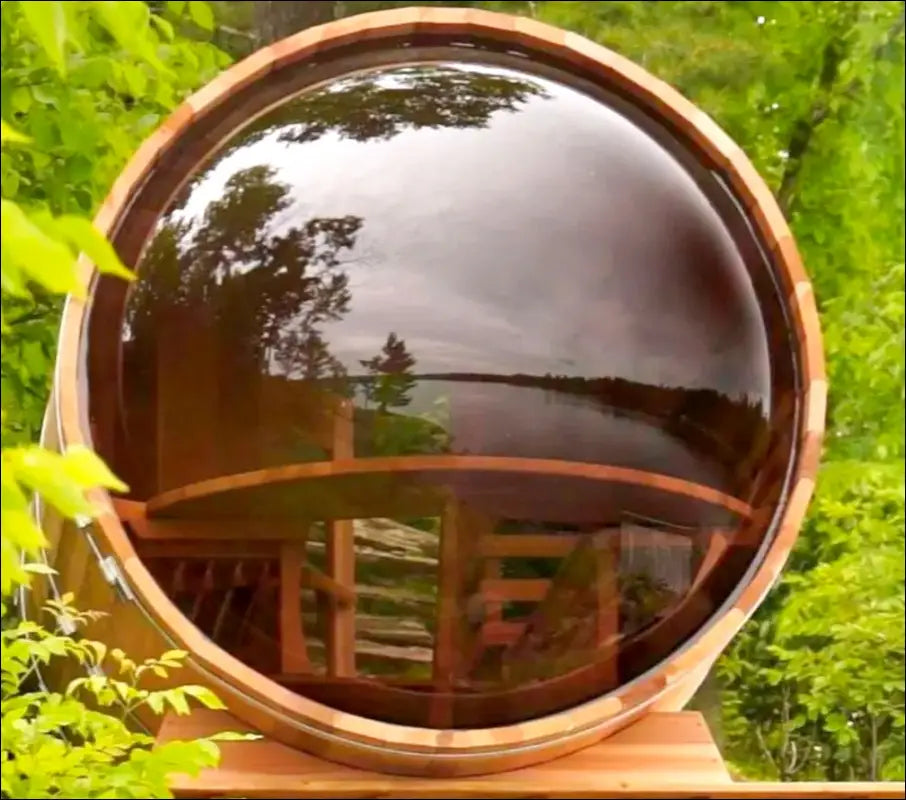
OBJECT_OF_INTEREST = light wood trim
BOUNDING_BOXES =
[145,456,752,518]
[54,5,825,777]
[159,709,903,799]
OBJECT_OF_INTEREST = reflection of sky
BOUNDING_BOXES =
[154,62,770,405]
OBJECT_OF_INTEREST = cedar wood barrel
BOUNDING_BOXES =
[34,7,825,777]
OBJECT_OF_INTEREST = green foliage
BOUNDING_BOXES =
[487,0,905,782]
[2,3,241,797]
[2,593,249,799]
[1,0,902,789]
[1,0,229,445]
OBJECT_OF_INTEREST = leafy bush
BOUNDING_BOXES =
[1,0,229,445]
[2,3,242,798]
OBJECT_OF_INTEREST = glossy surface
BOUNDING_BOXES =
[98,58,796,727]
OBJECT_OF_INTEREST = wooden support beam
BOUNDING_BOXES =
[304,563,356,607]
[431,497,467,727]
[325,398,356,678]
[478,533,583,558]
[691,532,730,592]
[481,578,551,603]
[280,542,310,674]
[135,540,280,560]
[595,534,620,655]
[481,620,526,646]
[124,513,308,543]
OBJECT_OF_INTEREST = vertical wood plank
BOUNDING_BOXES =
[325,396,356,677]
[280,542,310,674]
[431,496,463,727]
[595,532,620,649]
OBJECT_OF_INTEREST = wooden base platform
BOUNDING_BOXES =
[158,710,904,798]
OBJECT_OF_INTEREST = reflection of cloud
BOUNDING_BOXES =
[131,60,771,410]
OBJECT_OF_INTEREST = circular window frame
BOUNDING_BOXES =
[53,7,825,777]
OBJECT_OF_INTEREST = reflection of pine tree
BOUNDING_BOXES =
[359,332,416,412]
[127,165,363,382]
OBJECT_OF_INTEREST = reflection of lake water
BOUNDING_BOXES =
[401,380,730,490]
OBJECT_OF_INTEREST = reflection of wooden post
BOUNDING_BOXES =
[280,541,310,674]
[431,497,463,727]
[691,530,729,593]
[595,533,620,652]
[325,398,356,677]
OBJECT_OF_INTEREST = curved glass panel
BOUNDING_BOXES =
[96,57,796,728]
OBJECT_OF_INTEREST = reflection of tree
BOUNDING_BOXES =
[353,334,452,458]
[359,332,417,412]
[233,65,548,150]
[127,165,362,382]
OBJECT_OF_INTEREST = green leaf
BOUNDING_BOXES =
[206,731,261,742]
[20,1,68,74]
[187,1,214,31]
[0,200,82,297]
[60,445,130,492]
[181,685,226,710]
[22,562,57,575]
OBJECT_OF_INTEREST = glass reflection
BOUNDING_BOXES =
[111,59,792,728]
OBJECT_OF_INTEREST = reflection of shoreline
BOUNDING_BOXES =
[341,371,767,468]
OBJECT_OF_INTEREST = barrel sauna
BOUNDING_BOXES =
[36,7,825,778]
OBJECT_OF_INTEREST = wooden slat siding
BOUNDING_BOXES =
[325,397,356,677]
[155,306,219,493]
[280,541,310,674]
[52,7,826,775]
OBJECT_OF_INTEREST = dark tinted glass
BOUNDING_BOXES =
[98,57,796,727]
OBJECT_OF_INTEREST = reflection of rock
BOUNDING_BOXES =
[308,517,438,676]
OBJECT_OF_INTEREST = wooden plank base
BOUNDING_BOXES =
[157,709,903,798]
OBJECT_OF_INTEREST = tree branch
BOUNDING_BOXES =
[777,4,905,215]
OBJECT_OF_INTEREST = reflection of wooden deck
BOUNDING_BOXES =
[119,477,743,727]
[146,456,753,519]
[127,358,760,726]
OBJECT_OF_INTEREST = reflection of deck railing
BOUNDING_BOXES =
[122,353,767,724]
[114,441,754,728]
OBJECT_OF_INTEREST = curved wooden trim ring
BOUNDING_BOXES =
[54,6,826,776]
[146,456,753,518]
